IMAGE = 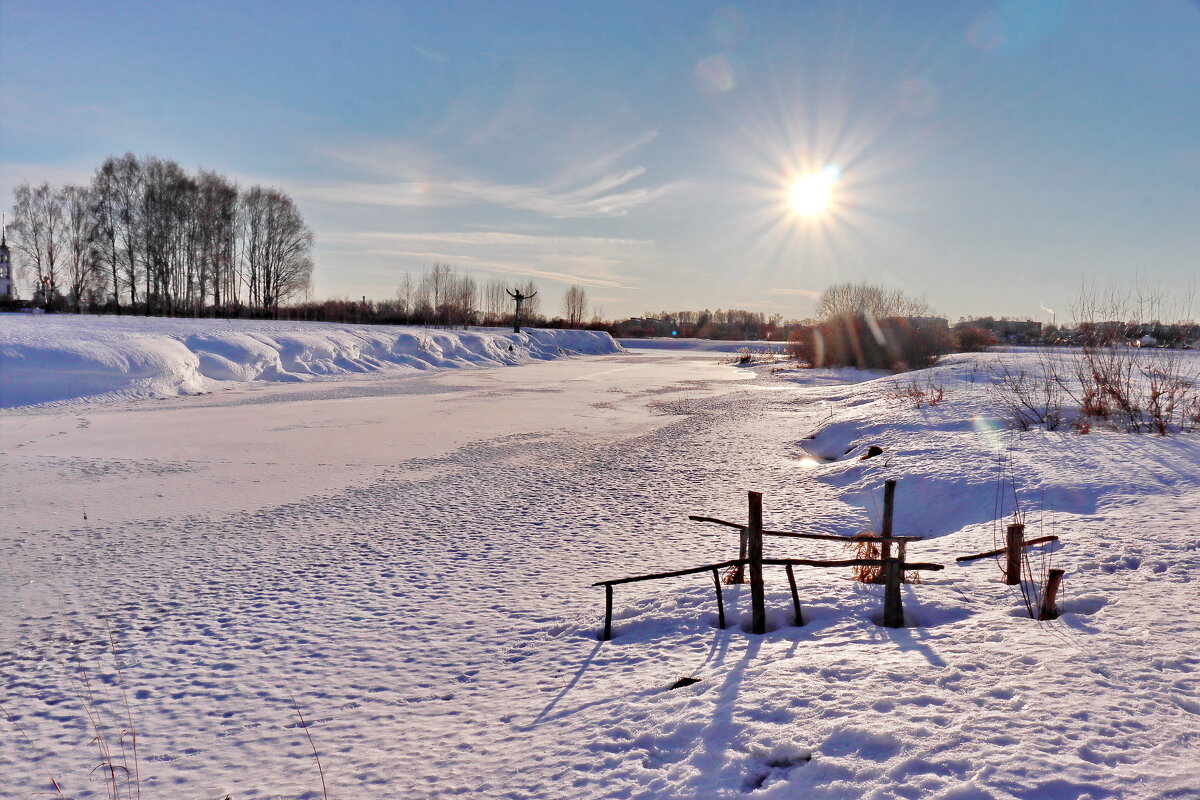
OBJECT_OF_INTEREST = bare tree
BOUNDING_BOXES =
[482,278,510,325]
[450,271,478,327]
[814,282,930,321]
[562,284,587,328]
[141,156,195,314]
[240,186,313,312]
[395,272,414,320]
[91,160,126,308]
[103,153,145,308]
[60,184,101,311]
[194,170,239,310]
[8,182,65,306]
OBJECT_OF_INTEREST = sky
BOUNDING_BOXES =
[2,0,1198,321]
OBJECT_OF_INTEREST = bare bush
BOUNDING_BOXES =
[988,355,1066,431]
[990,285,1198,435]
[887,374,947,408]
[954,325,998,352]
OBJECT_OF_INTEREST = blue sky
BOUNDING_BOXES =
[2,1,1198,320]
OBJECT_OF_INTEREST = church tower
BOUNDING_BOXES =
[0,219,12,300]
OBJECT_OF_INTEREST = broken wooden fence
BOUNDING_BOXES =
[956,523,1065,619]
[593,485,944,640]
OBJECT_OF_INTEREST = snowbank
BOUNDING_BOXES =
[0,314,622,408]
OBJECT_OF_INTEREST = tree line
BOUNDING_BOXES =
[5,153,313,315]
[267,263,605,331]
[615,308,788,340]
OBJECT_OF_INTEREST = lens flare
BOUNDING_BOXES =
[972,414,1003,450]
[695,52,737,95]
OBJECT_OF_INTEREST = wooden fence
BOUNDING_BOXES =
[956,522,1065,619]
[593,484,943,640]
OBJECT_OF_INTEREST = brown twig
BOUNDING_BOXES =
[289,690,330,800]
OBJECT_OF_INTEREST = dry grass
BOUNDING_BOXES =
[886,374,947,409]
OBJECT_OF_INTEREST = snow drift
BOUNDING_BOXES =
[0,314,623,407]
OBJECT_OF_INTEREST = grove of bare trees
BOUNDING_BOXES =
[6,153,312,314]
[562,285,587,328]
[813,282,930,321]
[384,264,523,328]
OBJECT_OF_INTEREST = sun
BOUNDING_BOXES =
[789,166,839,216]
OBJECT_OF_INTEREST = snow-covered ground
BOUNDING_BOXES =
[0,313,622,408]
[2,320,1198,799]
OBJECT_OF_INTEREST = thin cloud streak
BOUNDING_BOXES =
[324,231,653,248]
[321,228,651,290]
[768,288,822,298]
[302,130,679,219]
[293,176,682,218]
[348,248,638,290]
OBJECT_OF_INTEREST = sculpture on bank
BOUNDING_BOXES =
[507,288,537,333]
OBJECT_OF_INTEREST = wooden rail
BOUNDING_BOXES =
[762,558,944,571]
[592,559,746,587]
[688,515,923,544]
[955,535,1059,563]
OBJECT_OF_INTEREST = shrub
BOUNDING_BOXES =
[887,374,947,408]
[988,358,1065,431]
[955,325,998,352]
[790,314,954,372]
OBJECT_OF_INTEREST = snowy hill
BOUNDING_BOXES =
[0,314,622,408]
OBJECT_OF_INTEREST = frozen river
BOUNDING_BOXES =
[3,342,1197,799]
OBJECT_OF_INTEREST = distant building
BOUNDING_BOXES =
[967,318,1042,342]
[904,316,948,330]
[0,227,13,299]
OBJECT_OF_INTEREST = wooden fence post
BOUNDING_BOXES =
[786,564,803,626]
[882,558,904,628]
[711,567,727,629]
[880,479,896,561]
[1038,568,1065,620]
[603,584,614,641]
[748,491,766,635]
[1005,524,1025,585]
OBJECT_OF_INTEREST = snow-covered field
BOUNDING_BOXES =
[2,318,1198,800]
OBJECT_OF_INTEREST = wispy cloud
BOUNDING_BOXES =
[768,288,821,299]
[323,231,651,248]
[323,230,647,290]
[299,130,680,219]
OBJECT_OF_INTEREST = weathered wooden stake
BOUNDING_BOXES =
[786,564,804,626]
[711,567,727,629]
[748,491,766,635]
[897,541,909,584]
[882,557,904,628]
[880,479,897,562]
[603,584,613,641]
[1038,568,1065,620]
[1005,524,1025,585]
